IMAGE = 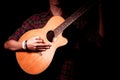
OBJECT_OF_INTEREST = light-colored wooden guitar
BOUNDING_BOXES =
[16,1,97,75]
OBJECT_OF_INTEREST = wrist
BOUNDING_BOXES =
[22,40,28,50]
[25,40,28,50]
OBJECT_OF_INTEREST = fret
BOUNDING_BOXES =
[54,0,98,37]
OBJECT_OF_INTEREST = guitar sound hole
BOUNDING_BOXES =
[47,30,54,42]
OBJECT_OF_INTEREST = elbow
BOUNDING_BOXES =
[3,40,17,51]
[4,41,9,49]
[4,40,22,51]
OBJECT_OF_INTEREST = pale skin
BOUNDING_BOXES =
[4,0,62,51]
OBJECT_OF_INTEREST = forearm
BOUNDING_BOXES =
[4,40,23,51]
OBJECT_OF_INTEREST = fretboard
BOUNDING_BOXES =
[54,0,98,37]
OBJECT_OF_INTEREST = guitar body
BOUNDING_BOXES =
[16,16,68,75]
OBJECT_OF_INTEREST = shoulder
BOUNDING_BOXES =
[22,10,52,25]
[28,10,52,20]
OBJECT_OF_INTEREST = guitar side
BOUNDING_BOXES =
[16,16,68,75]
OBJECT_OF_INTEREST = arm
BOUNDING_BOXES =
[4,36,52,52]
[4,13,52,52]
[4,40,23,51]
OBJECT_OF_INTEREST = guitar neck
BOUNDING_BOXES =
[54,0,98,37]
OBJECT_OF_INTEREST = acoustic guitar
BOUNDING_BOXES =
[16,1,97,75]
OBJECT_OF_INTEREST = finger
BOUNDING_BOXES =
[38,49,46,51]
[36,46,50,49]
[33,46,46,51]
[36,39,44,43]
[36,42,51,46]
[36,44,51,48]
[34,36,41,40]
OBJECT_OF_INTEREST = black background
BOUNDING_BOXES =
[0,0,117,79]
